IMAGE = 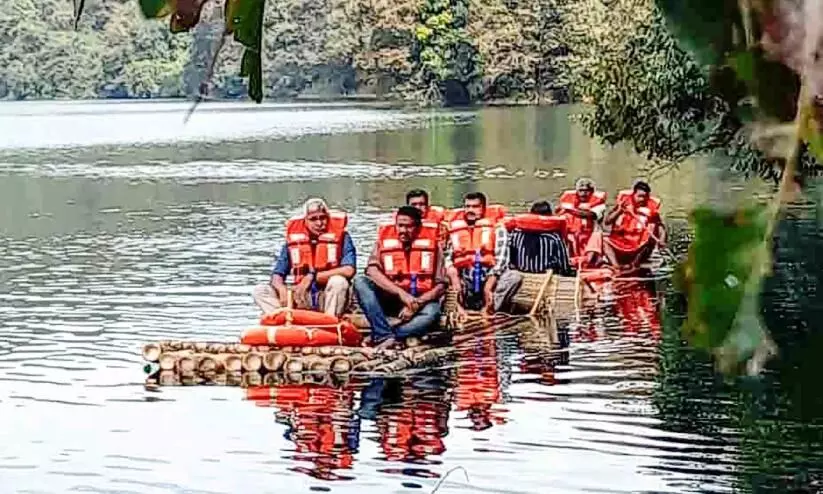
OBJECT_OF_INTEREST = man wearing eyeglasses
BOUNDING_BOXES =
[252,198,357,317]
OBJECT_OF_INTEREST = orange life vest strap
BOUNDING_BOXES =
[504,213,568,234]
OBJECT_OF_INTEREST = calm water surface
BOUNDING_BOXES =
[1,101,821,494]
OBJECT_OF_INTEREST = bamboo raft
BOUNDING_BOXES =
[141,266,647,388]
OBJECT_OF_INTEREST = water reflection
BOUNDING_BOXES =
[366,376,450,471]
[454,329,508,431]
[4,100,821,494]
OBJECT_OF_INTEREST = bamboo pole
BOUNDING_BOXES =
[241,372,262,388]
[242,351,263,372]
[263,351,287,372]
[158,352,177,371]
[177,353,197,375]
[330,357,352,373]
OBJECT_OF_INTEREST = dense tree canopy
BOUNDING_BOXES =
[0,0,568,105]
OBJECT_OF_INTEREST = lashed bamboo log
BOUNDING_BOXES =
[263,351,287,372]
[158,352,178,371]
[242,351,263,372]
[177,353,196,375]
[511,271,556,314]
[241,372,262,388]
[330,357,351,373]
[143,341,254,361]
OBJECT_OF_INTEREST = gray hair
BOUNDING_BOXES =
[575,177,595,190]
[302,197,329,216]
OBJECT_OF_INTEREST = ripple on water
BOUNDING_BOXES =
[0,159,539,185]
[0,184,757,494]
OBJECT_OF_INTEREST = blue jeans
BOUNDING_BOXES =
[352,275,441,343]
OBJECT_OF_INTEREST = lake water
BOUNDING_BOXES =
[1,100,821,494]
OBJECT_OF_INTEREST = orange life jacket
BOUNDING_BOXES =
[504,213,568,236]
[393,206,447,244]
[423,205,446,224]
[445,204,508,269]
[612,190,661,236]
[558,189,607,237]
[377,222,440,295]
[285,210,348,283]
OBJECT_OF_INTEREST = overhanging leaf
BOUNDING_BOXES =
[654,0,742,69]
[224,0,242,34]
[800,97,823,163]
[73,0,85,29]
[231,0,266,103]
[726,47,800,122]
[675,204,776,373]
[169,0,208,33]
[139,0,174,19]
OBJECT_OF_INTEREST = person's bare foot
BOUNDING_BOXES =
[375,337,398,351]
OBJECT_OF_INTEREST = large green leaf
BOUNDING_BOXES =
[726,47,800,122]
[232,0,266,103]
[139,0,174,19]
[224,0,243,34]
[675,204,776,373]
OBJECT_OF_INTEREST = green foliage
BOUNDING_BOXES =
[675,205,777,374]
[407,0,482,105]
[557,0,767,174]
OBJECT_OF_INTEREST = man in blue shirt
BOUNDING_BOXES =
[252,198,357,317]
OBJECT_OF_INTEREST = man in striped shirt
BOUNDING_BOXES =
[444,192,523,315]
[508,201,573,275]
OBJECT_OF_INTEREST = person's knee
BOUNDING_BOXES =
[252,282,270,299]
[352,275,371,294]
[499,270,523,290]
[421,301,442,319]
[326,274,349,293]
[505,269,523,284]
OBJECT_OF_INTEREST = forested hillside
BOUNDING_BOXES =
[0,0,568,103]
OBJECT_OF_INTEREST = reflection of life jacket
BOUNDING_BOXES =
[285,210,348,284]
[610,190,661,252]
[614,282,661,339]
[558,189,607,255]
[503,213,568,236]
[246,384,358,471]
[378,400,447,461]
[455,332,505,430]
[446,204,507,269]
[377,222,439,294]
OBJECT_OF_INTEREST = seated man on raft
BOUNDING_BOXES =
[405,188,446,225]
[505,200,573,276]
[404,188,448,245]
[354,205,448,349]
[445,192,522,315]
[555,177,607,266]
[252,197,356,317]
[599,180,667,273]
